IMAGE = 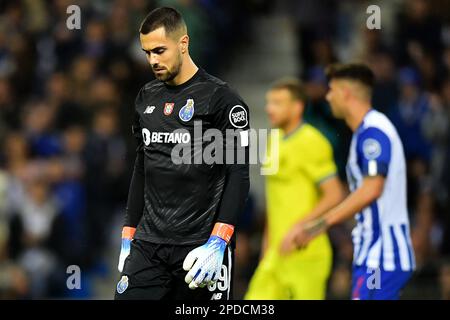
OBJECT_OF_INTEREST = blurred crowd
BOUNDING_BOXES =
[1,0,450,300]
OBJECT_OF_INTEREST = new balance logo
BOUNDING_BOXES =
[144,106,156,114]
[211,293,222,300]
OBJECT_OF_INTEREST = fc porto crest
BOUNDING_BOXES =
[116,275,129,294]
[179,98,195,122]
[164,102,174,116]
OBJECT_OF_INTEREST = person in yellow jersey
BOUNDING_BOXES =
[245,78,345,300]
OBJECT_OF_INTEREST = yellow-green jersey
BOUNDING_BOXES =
[265,123,337,260]
[245,123,337,299]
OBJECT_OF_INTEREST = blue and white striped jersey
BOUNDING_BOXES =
[346,109,415,272]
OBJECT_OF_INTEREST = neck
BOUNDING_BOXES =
[166,55,198,86]
[345,100,372,132]
[283,117,302,136]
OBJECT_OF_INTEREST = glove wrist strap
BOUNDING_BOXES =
[122,226,136,240]
[211,222,234,243]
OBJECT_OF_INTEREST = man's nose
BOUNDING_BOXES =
[149,53,159,66]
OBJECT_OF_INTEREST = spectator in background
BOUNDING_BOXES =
[441,260,450,300]
[48,139,87,269]
[396,0,443,67]
[0,78,20,132]
[437,78,450,259]
[69,56,98,108]
[422,79,450,212]
[15,178,63,298]
[0,222,28,299]
[389,67,432,164]
[2,133,29,223]
[286,0,337,72]
[303,66,351,181]
[46,72,87,131]
[368,50,399,115]
[389,67,435,269]
[22,101,61,158]
[84,106,127,267]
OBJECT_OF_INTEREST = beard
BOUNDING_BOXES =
[152,54,182,82]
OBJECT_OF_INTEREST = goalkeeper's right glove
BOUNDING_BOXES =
[118,226,136,272]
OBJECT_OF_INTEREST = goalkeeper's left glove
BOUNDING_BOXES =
[182,222,234,290]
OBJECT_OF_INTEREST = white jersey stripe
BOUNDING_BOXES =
[352,222,363,262]
[355,208,373,265]
[366,237,382,269]
[393,224,411,271]
[382,225,395,271]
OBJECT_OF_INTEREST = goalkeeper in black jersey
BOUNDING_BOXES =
[114,7,250,300]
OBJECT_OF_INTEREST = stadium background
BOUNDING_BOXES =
[0,0,450,299]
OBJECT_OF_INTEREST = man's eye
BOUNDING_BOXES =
[155,49,165,54]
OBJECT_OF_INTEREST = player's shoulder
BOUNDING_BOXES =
[135,79,164,104]
[360,109,396,138]
[200,70,244,102]
[289,123,332,160]
[141,78,165,95]
[356,110,396,155]
[301,123,332,147]
[200,69,228,88]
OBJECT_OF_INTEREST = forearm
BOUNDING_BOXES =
[324,184,379,228]
[216,163,250,227]
[300,180,381,238]
[299,176,345,224]
[123,151,145,228]
[302,189,344,224]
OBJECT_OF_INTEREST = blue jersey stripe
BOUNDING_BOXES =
[389,226,401,270]
[401,224,414,270]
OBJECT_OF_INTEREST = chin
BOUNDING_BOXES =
[154,73,169,81]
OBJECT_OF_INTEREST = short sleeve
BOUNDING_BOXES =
[302,130,337,184]
[356,127,391,177]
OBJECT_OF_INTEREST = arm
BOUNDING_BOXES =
[183,86,250,289]
[280,176,345,254]
[280,131,344,254]
[288,175,384,251]
[215,161,250,227]
[324,176,384,227]
[299,176,345,224]
[123,149,144,228]
[214,87,250,228]
[283,126,392,253]
[118,109,145,272]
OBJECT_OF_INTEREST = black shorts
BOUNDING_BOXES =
[114,239,234,300]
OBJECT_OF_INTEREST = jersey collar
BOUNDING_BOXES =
[355,108,374,134]
[282,121,304,140]
[164,68,203,91]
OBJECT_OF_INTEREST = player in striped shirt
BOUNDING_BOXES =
[282,63,415,300]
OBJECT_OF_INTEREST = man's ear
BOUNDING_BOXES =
[294,100,304,118]
[180,34,189,54]
[342,83,351,101]
[298,100,305,114]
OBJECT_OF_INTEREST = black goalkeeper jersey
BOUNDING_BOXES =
[126,68,250,245]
